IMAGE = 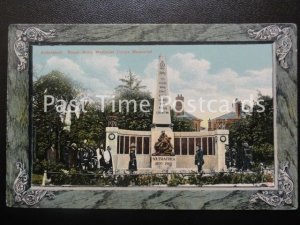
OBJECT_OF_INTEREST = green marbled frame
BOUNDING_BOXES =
[6,24,297,209]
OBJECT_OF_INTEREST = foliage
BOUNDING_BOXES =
[35,170,273,186]
[167,173,186,186]
[109,70,153,131]
[116,69,146,92]
[33,160,67,174]
[33,71,79,161]
[228,94,274,165]
[252,143,274,165]
[31,174,43,185]
[69,104,107,147]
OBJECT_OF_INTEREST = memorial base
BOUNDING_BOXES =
[151,156,176,170]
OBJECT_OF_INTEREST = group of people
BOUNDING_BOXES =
[48,140,113,173]
[78,141,113,173]
[47,139,138,174]
[225,142,253,171]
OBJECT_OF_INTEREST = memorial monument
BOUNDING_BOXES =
[151,55,176,169]
[105,55,228,173]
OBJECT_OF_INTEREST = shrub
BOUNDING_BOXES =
[167,174,186,186]
[31,174,43,185]
[33,160,66,174]
[35,169,273,186]
[263,173,274,182]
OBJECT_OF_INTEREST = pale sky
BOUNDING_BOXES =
[32,44,273,127]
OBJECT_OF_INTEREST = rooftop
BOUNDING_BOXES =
[176,111,203,121]
[213,111,238,120]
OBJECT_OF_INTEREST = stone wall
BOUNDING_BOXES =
[106,127,229,172]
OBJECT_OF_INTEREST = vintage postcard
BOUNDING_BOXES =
[6,24,297,209]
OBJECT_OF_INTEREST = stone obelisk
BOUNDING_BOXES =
[152,55,171,125]
[151,55,175,170]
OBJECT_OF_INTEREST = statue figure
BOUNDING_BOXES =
[128,143,137,173]
[153,131,174,156]
[195,143,204,173]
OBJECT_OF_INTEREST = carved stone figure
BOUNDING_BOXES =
[153,131,173,156]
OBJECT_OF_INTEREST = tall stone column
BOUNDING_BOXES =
[152,55,171,126]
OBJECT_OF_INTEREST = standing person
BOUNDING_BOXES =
[100,145,105,170]
[195,143,204,173]
[69,143,77,168]
[242,142,252,171]
[88,146,97,171]
[81,148,89,172]
[96,144,104,169]
[79,139,89,171]
[47,144,56,163]
[63,141,71,168]
[103,146,113,174]
[128,143,137,173]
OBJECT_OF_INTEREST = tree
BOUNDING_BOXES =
[228,94,274,166]
[69,103,107,148]
[116,69,146,93]
[108,70,153,131]
[33,71,79,161]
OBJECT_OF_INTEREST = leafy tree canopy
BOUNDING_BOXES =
[107,70,153,131]
[33,71,79,160]
[228,94,274,165]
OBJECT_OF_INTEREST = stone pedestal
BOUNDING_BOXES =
[151,156,176,170]
[151,124,176,170]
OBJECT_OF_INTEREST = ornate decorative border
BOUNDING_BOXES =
[6,24,297,209]
[14,162,55,206]
[250,161,293,207]
[248,25,293,69]
[14,27,56,71]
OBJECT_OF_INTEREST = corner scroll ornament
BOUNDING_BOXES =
[250,161,293,207]
[14,27,56,71]
[14,162,55,206]
[248,25,292,69]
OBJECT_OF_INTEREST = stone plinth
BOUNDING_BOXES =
[151,156,176,170]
